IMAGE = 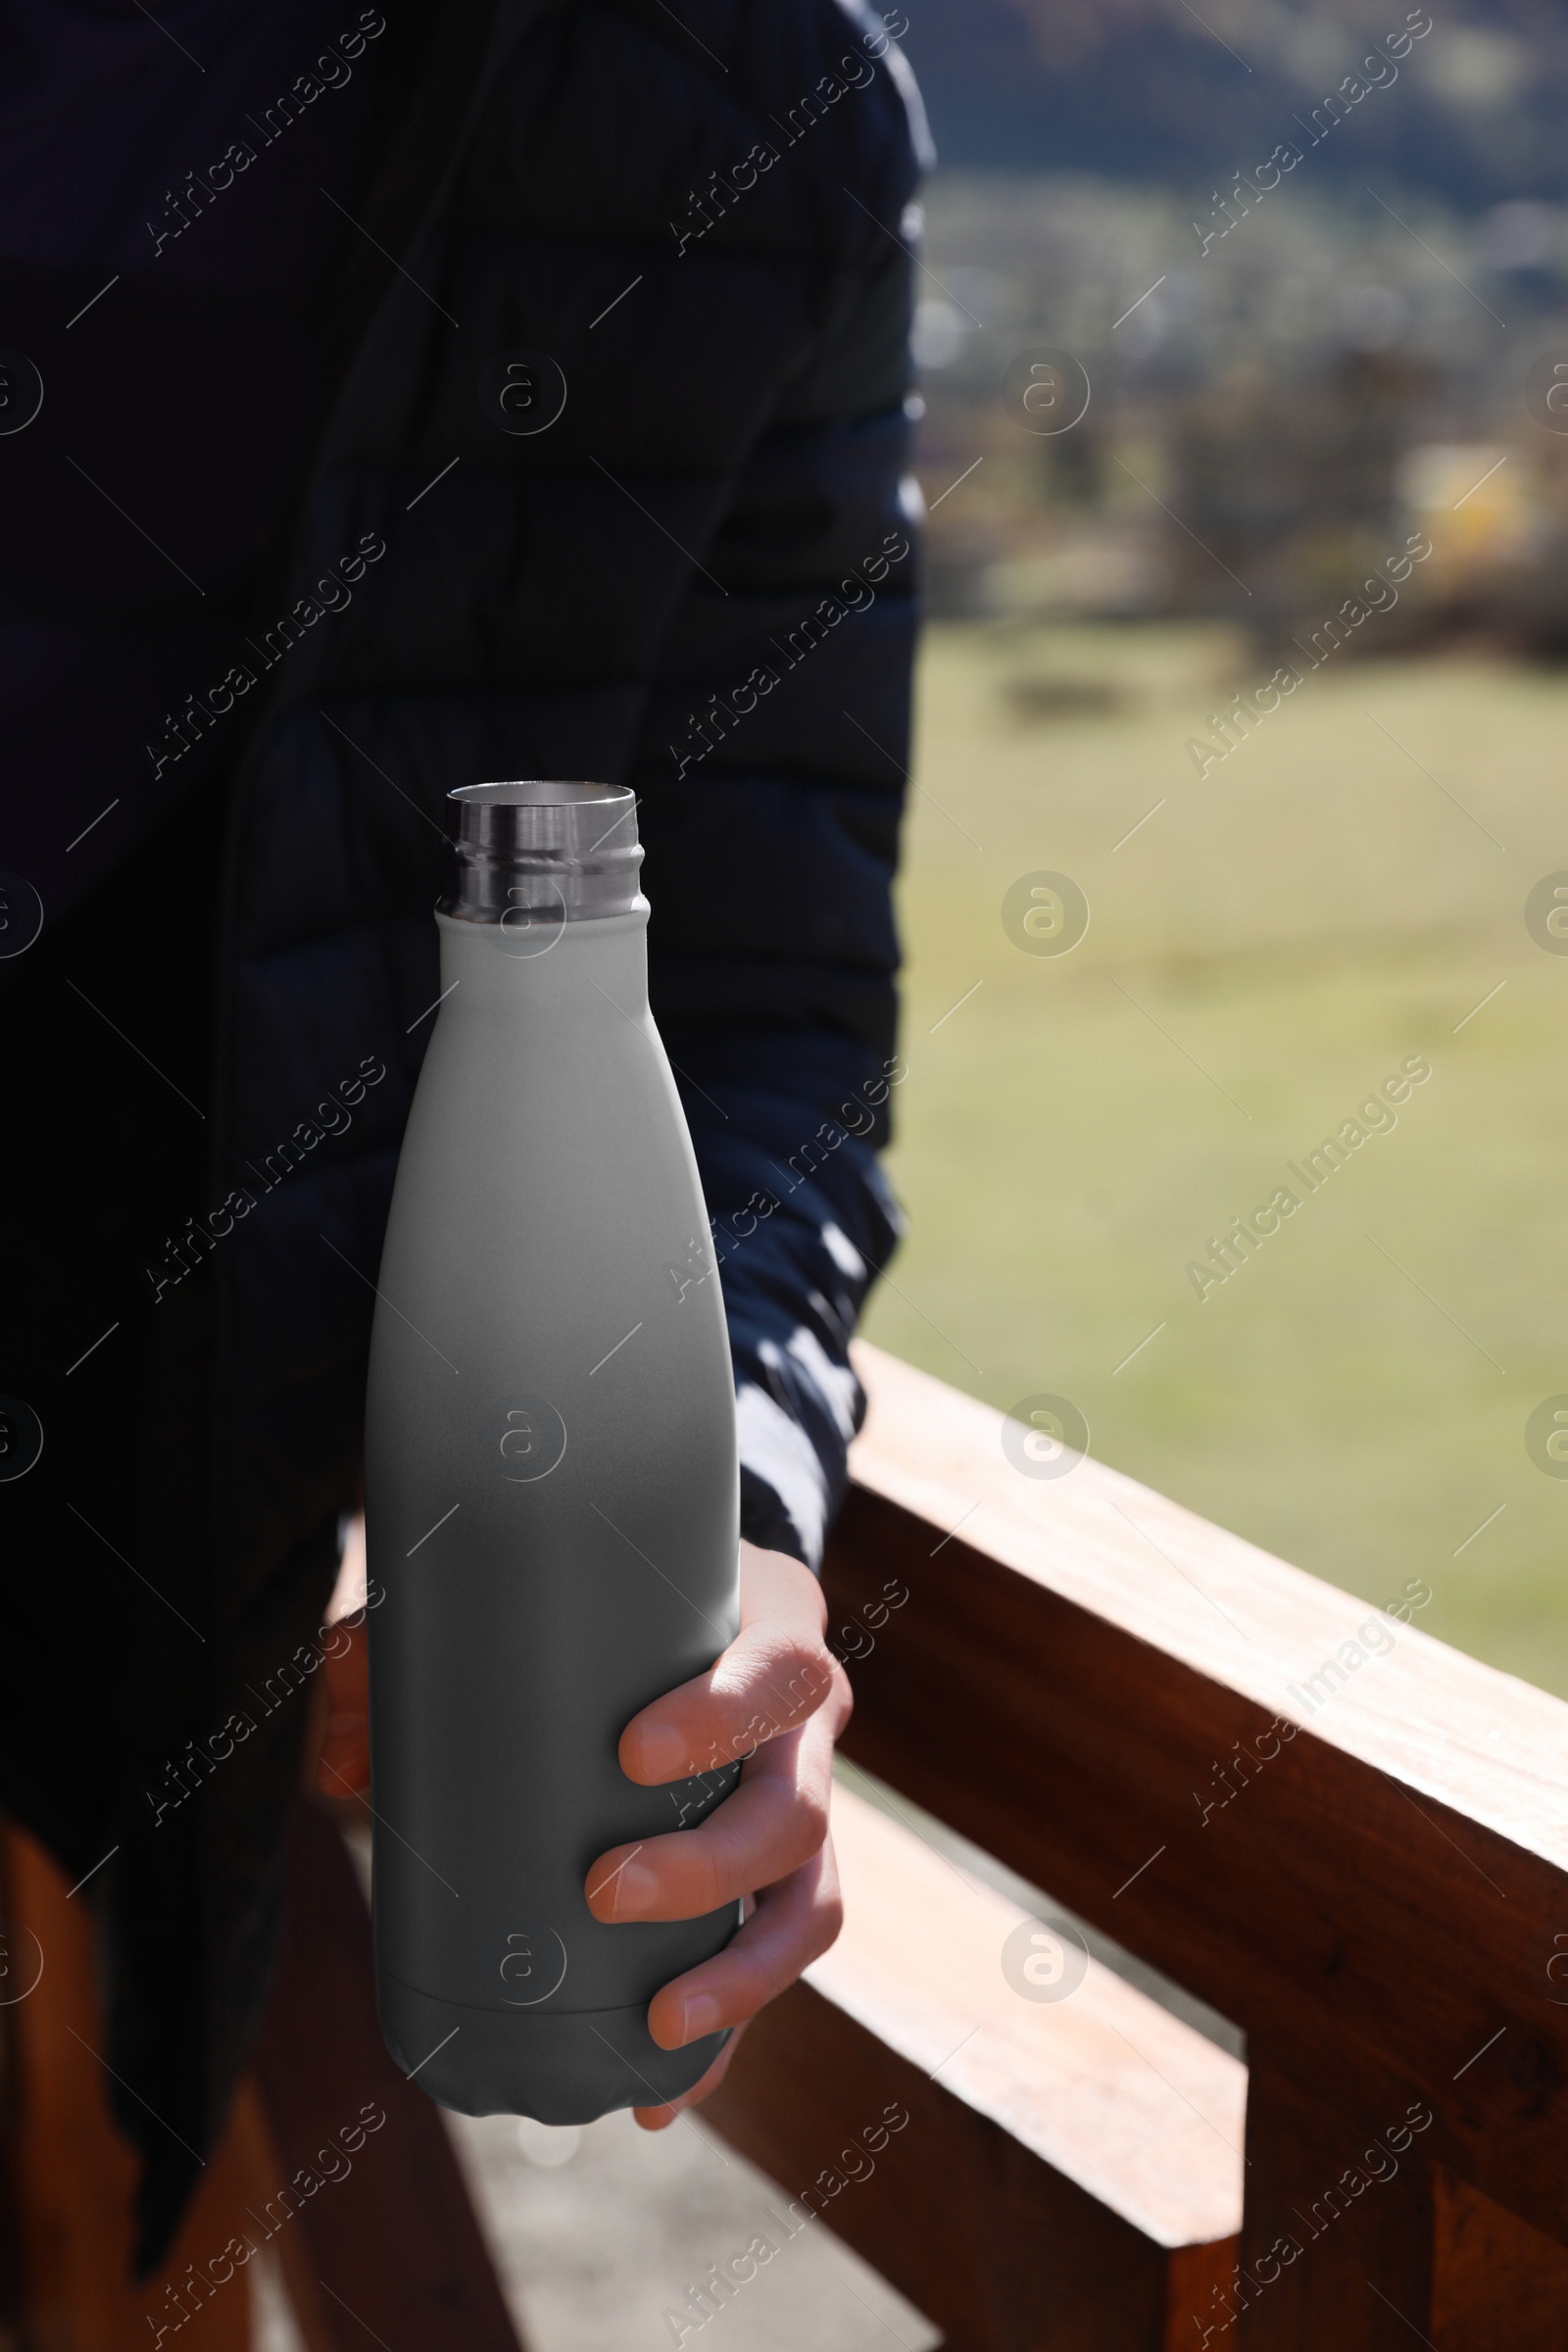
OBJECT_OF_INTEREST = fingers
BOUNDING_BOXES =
[587,1688,842,1924]
[633,2019,750,2132]
[618,1542,840,1786]
[603,1541,851,2130]
[617,1633,834,1785]
[646,1836,845,2062]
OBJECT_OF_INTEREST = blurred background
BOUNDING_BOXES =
[860,0,1568,1701]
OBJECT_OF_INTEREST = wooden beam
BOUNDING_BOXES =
[826,1345,1568,2252]
[248,1799,526,2352]
[1430,2166,1568,2347]
[703,1784,1242,2350]
[1,1816,256,2350]
[1231,2049,1433,2350]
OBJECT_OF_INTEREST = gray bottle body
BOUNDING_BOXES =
[365,793,740,2122]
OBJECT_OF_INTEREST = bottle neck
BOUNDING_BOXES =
[434,906,651,1015]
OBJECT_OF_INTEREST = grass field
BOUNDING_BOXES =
[859,620,1568,1696]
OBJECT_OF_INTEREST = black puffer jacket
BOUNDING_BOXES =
[5,0,923,2267]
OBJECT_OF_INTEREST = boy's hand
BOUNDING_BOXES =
[585,1538,852,2128]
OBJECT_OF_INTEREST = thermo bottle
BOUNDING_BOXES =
[364,780,741,2122]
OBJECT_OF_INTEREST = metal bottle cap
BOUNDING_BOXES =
[440,781,644,927]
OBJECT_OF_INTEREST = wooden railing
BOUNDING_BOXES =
[705,1343,1568,2349]
[8,1341,1568,2347]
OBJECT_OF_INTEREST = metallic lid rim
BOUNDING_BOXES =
[449,780,632,808]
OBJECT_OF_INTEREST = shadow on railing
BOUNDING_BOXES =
[704,1342,1568,2351]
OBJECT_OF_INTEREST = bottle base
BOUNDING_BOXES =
[377,1972,729,2123]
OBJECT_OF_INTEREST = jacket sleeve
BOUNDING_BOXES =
[632,170,921,1569]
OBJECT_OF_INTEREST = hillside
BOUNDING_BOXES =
[904,0,1568,209]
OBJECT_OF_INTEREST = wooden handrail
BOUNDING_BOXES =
[813,1785,1246,2251]
[707,1782,1244,2350]
[816,1344,1568,2341]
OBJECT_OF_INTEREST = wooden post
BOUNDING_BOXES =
[0,1801,528,2352]
[0,1817,257,2350]
[248,1799,526,2352]
[1228,2053,1434,2349]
